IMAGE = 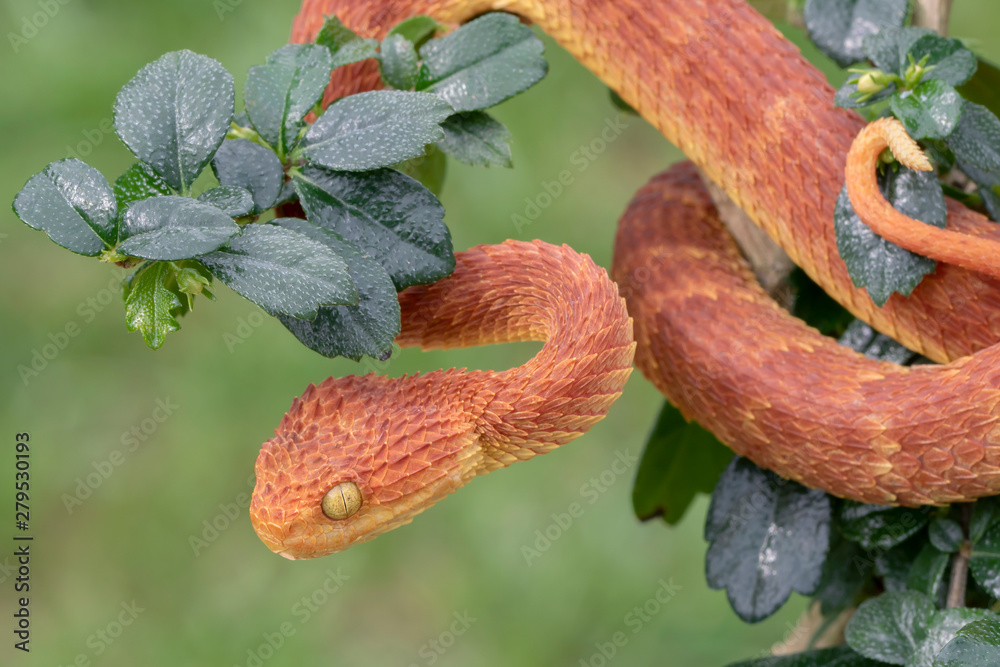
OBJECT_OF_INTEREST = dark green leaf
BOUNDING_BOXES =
[12,158,117,255]
[417,12,547,111]
[789,268,854,338]
[301,90,452,171]
[908,33,978,87]
[838,502,932,551]
[928,518,963,553]
[890,79,964,140]
[387,15,439,48]
[123,261,183,349]
[803,0,909,68]
[835,77,896,109]
[705,458,832,623]
[393,144,447,196]
[211,139,284,214]
[845,590,934,664]
[970,498,1000,544]
[969,522,1000,597]
[958,58,1000,119]
[948,103,1000,185]
[273,218,399,360]
[632,401,733,525]
[906,542,950,600]
[293,164,454,290]
[314,15,378,69]
[726,646,884,667]
[609,89,637,115]
[245,44,332,157]
[814,528,872,616]
[379,34,419,90]
[876,533,929,593]
[436,111,513,167]
[837,320,920,365]
[114,161,173,211]
[865,28,936,78]
[834,166,947,307]
[117,196,240,260]
[113,50,234,193]
[910,609,993,667]
[934,615,1000,667]
[197,186,254,218]
[199,224,357,319]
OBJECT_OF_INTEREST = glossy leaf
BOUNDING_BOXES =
[934,615,1000,667]
[273,218,399,360]
[302,90,452,171]
[838,320,920,365]
[865,28,936,78]
[437,111,513,167]
[705,458,831,623]
[314,15,379,69]
[199,224,357,319]
[958,58,1000,119]
[196,186,254,218]
[948,103,1000,184]
[876,534,929,593]
[814,530,871,616]
[387,15,439,48]
[123,261,183,349]
[726,646,884,667]
[908,609,993,667]
[908,33,979,87]
[906,543,950,600]
[417,12,547,111]
[890,79,964,140]
[970,497,1000,544]
[211,139,284,214]
[293,164,454,290]
[113,50,234,193]
[245,44,332,157]
[12,158,117,255]
[114,161,173,211]
[632,401,734,525]
[928,518,964,553]
[803,0,908,68]
[117,196,240,260]
[845,590,934,664]
[838,501,932,551]
[379,34,419,90]
[834,167,947,307]
[969,522,1000,598]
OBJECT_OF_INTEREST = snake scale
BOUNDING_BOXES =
[249,0,1000,559]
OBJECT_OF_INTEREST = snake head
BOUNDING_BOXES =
[250,373,483,559]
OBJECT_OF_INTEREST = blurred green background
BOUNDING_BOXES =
[1,1,998,665]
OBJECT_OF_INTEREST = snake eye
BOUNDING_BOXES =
[321,481,362,520]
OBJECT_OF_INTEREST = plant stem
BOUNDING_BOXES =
[946,503,973,609]
[912,0,954,36]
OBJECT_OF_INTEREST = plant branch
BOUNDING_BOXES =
[946,503,973,609]
[912,0,954,36]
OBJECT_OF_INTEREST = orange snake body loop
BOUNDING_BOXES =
[250,0,1000,558]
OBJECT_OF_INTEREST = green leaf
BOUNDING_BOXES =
[387,15,439,48]
[970,497,1000,544]
[198,224,357,319]
[834,166,947,308]
[114,161,174,211]
[436,111,513,167]
[814,530,871,616]
[417,12,547,112]
[934,615,1000,667]
[845,590,935,664]
[245,44,333,157]
[272,218,399,361]
[803,0,909,68]
[835,76,896,110]
[865,28,936,78]
[969,522,1000,597]
[948,103,1000,185]
[958,58,1000,119]
[705,458,832,623]
[12,158,117,255]
[393,144,447,196]
[609,89,637,115]
[906,542,950,600]
[123,261,183,349]
[726,646,884,667]
[838,320,920,365]
[928,518,964,553]
[314,15,379,69]
[301,90,453,171]
[196,186,254,218]
[890,79,964,140]
[909,609,993,667]
[876,534,929,593]
[632,401,733,525]
[789,268,854,338]
[838,502,932,551]
[379,34,419,90]
[211,139,284,214]
[117,196,240,260]
[113,50,234,193]
[907,33,978,87]
[293,164,454,290]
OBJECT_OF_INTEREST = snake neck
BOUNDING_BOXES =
[395,240,635,468]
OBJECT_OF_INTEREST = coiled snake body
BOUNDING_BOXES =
[250,0,1000,559]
